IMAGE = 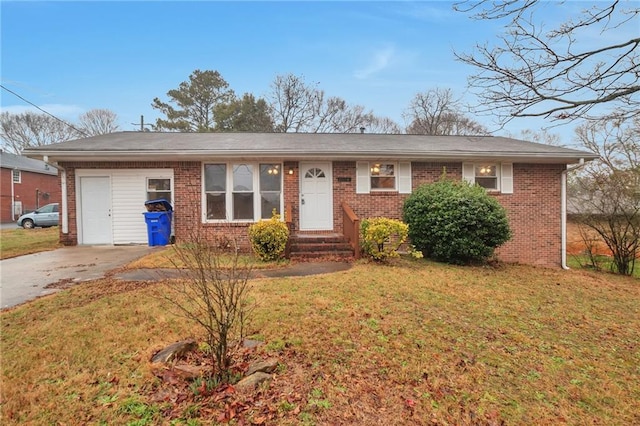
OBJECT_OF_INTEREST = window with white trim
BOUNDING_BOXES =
[147,178,172,202]
[370,163,396,190]
[463,163,513,194]
[475,165,498,190]
[205,164,227,219]
[356,161,412,194]
[259,164,282,219]
[204,162,282,221]
[233,164,254,220]
[12,170,21,183]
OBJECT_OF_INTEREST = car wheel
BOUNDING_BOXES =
[22,219,35,229]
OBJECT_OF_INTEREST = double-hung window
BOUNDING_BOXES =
[205,164,227,220]
[370,163,396,190]
[463,163,513,194]
[259,164,282,219]
[147,178,172,202]
[12,170,21,183]
[204,162,282,221]
[232,164,254,220]
[474,165,498,190]
[356,161,412,194]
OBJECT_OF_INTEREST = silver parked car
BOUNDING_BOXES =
[17,203,59,229]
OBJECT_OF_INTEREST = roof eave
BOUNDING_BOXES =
[24,150,598,164]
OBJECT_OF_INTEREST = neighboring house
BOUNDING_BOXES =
[0,150,60,222]
[23,132,598,268]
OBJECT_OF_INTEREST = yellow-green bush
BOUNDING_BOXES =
[360,217,409,261]
[248,213,289,261]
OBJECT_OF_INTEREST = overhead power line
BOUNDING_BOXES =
[0,84,88,137]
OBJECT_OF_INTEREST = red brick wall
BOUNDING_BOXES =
[61,161,279,249]
[0,168,60,222]
[493,164,564,267]
[60,160,565,267]
[331,161,563,268]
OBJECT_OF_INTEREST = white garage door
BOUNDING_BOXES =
[76,169,174,245]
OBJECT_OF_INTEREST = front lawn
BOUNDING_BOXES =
[1,259,638,425]
[0,226,60,259]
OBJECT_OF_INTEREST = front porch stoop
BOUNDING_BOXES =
[288,233,354,261]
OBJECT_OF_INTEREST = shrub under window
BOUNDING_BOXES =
[402,178,511,264]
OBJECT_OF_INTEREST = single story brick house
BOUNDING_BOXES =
[0,150,60,222]
[23,132,597,268]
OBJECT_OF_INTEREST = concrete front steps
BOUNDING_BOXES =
[288,233,355,261]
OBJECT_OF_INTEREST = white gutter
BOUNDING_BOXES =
[562,158,585,270]
[23,150,599,163]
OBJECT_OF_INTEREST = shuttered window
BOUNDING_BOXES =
[463,162,513,194]
[356,162,412,194]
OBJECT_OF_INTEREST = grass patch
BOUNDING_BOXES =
[568,254,640,278]
[0,226,60,259]
[126,244,288,269]
[1,259,639,425]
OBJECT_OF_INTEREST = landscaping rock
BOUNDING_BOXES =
[246,358,279,376]
[173,363,207,380]
[235,372,272,390]
[243,339,265,349]
[151,339,198,363]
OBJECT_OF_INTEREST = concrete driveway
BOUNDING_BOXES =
[0,245,158,310]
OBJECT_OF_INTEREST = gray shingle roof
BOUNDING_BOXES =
[23,131,598,163]
[0,150,58,175]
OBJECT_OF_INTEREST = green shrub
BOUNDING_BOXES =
[402,178,511,264]
[248,213,289,261]
[360,217,409,261]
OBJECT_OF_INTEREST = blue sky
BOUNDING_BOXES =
[1,1,634,143]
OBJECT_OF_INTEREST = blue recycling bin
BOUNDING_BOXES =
[143,199,173,246]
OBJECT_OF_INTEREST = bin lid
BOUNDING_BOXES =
[145,198,173,211]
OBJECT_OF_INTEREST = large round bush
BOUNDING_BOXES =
[402,179,511,264]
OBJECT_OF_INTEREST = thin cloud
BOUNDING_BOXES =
[354,45,395,79]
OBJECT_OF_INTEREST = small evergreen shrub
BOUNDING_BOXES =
[360,217,409,261]
[402,178,511,264]
[248,213,289,261]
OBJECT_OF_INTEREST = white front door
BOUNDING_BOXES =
[80,176,112,244]
[300,162,333,230]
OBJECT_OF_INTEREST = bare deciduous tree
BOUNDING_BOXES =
[507,128,564,147]
[268,74,322,133]
[162,230,254,381]
[403,88,489,135]
[77,108,120,136]
[360,116,402,134]
[454,0,640,125]
[570,115,639,275]
[0,111,80,153]
[268,73,400,134]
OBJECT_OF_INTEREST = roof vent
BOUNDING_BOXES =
[359,127,365,134]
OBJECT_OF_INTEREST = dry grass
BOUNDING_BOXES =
[126,245,288,270]
[1,259,639,425]
[0,226,60,259]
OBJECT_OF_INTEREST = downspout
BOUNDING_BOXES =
[60,166,68,235]
[11,168,16,221]
[42,156,68,236]
[562,158,585,270]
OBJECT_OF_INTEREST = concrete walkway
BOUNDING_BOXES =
[1,245,158,309]
[1,244,353,310]
[114,261,353,281]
